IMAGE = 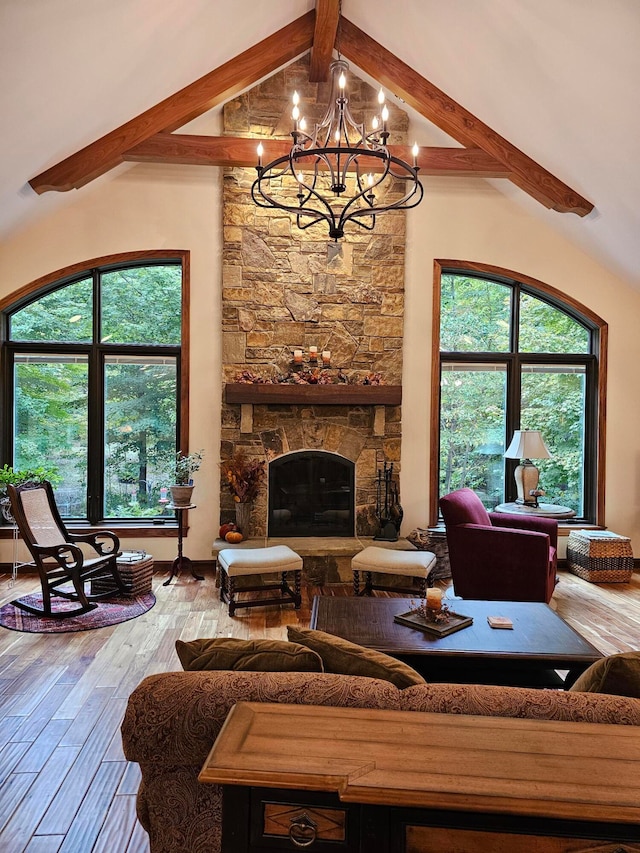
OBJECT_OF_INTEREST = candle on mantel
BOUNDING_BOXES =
[293,349,303,364]
[309,346,318,360]
[426,587,442,611]
[322,350,331,364]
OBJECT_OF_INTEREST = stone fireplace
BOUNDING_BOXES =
[219,55,408,542]
[268,450,354,537]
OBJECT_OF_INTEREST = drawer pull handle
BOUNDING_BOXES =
[289,813,318,848]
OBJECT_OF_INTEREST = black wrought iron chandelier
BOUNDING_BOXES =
[251,59,424,241]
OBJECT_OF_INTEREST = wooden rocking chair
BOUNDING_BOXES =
[7,481,127,619]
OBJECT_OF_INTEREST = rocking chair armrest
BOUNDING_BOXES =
[32,542,85,570]
[67,530,121,556]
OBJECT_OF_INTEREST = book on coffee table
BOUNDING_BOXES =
[487,615,514,629]
[394,609,473,637]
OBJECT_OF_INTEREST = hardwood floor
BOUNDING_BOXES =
[0,566,638,852]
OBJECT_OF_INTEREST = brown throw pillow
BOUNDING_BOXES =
[175,637,324,673]
[569,651,640,698]
[287,626,425,689]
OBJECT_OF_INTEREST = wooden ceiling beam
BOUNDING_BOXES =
[338,16,593,216]
[309,0,340,82]
[28,12,315,194]
[124,133,512,177]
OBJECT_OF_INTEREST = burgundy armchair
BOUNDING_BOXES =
[439,488,557,603]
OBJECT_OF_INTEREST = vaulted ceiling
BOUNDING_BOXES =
[2,1,639,287]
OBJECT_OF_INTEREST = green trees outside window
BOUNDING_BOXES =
[4,261,183,522]
[438,271,597,519]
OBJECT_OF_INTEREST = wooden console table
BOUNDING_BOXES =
[200,702,640,852]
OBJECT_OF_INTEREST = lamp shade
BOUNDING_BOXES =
[504,430,551,460]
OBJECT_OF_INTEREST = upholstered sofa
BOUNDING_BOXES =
[122,668,640,853]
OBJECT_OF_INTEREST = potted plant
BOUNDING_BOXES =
[0,464,61,523]
[169,450,204,507]
[220,450,266,538]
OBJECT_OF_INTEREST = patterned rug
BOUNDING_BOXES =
[0,591,156,633]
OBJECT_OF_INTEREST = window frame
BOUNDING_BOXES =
[0,250,190,531]
[430,260,607,528]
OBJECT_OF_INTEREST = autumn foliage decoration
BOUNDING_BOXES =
[221,450,266,503]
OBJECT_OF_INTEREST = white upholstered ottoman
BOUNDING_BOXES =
[351,546,437,597]
[217,545,303,616]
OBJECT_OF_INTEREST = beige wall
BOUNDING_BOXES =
[2,161,640,562]
[404,176,640,555]
[0,163,223,563]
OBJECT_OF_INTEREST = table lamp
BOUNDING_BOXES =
[504,430,551,507]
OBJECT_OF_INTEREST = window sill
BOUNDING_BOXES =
[0,520,181,539]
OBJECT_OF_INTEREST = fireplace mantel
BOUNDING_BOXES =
[224,384,402,406]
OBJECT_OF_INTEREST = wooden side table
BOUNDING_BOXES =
[163,504,204,585]
[200,702,640,852]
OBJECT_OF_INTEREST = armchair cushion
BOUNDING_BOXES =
[489,511,558,548]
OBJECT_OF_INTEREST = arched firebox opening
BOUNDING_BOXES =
[268,451,355,537]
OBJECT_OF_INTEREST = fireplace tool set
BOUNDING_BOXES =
[374,461,403,542]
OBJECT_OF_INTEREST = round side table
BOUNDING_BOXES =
[493,502,576,519]
[163,504,204,585]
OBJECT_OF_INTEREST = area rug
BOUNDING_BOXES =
[0,591,156,633]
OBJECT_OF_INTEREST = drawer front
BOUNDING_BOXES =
[264,803,347,844]
[406,824,640,853]
[251,789,359,851]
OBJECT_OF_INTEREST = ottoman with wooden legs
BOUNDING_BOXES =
[351,546,437,597]
[217,545,303,617]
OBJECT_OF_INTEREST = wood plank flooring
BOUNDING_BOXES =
[0,566,638,852]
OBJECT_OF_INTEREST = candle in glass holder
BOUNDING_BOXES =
[293,349,303,364]
[322,350,331,364]
[426,587,442,611]
[309,346,318,360]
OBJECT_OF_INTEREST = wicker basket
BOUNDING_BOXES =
[567,531,633,583]
[91,551,154,597]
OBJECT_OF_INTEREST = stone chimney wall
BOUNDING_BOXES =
[220,56,408,538]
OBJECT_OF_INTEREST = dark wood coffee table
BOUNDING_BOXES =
[310,596,603,689]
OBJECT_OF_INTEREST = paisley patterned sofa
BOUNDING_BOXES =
[121,670,640,853]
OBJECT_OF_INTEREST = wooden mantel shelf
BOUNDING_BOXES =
[224,383,402,406]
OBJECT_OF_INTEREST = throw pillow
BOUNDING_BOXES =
[287,626,425,689]
[175,637,324,673]
[569,651,640,698]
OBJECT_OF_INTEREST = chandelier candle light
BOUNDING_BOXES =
[252,59,424,240]
[504,430,552,508]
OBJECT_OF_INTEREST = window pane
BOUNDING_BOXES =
[9,278,93,343]
[101,266,182,345]
[519,293,590,353]
[521,365,586,514]
[104,356,178,518]
[14,354,88,517]
[440,274,511,352]
[440,364,507,508]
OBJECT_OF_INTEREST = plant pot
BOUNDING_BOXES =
[169,484,195,507]
[235,501,252,538]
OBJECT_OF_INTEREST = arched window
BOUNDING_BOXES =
[431,261,606,525]
[1,251,189,525]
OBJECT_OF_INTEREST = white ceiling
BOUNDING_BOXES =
[1,0,639,288]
